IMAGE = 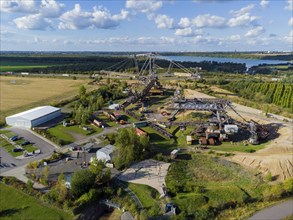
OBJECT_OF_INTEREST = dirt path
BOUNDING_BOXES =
[184,89,293,180]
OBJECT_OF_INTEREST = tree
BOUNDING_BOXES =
[71,170,95,198]
[79,85,86,97]
[102,168,112,184]
[114,128,150,169]
[89,158,104,183]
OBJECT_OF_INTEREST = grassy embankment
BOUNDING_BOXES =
[0,183,73,220]
[166,154,268,219]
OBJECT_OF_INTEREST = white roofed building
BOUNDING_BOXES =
[96,144,116,162]
[5,106,61,128]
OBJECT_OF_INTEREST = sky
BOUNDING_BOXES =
[0,0,292,51]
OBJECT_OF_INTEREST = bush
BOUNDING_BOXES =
[283,178,293,194]
[265,172,273,181]
[262,184,284,200]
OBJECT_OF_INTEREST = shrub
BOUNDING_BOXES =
[283,178,293,194]
[262,184,284,200]
[265,172,273,181]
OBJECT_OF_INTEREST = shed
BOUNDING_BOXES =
[224,125,238,134]
[109,104,120,110]
[82,143,94,152]
[96,145,116,162]
[186,135,193,145]
[5,106,61,128]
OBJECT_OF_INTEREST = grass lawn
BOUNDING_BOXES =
[209,141,267,153]
[47,125,76,144]
[0,183,73,220]
[47,124,103,144]
[127,183,159,209]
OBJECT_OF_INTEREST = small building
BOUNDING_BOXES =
[170,149,180,159]
[133,121,148,128]
[136,128,147,136]
[109,104,120,110]
[6,106,61,128]
[224,125,238,134]
[82,143,94,152]
[96,145,116,162]
[186,135,193,145]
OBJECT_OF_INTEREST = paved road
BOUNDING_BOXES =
[248,200,293,220]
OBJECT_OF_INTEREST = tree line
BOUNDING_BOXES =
[2,55,247,74]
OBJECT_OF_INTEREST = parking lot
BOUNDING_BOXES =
[0,127,57,173]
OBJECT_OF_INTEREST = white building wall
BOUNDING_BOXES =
[96,151,111,162]
[6,117,31,128]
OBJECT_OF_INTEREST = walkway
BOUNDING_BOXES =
[248,200,293,220]
[116,180,143,211]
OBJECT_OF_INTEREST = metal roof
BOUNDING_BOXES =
[98,144,116,155]
[6,106,60,121]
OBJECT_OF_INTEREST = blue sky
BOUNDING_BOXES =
[1,0,292,51]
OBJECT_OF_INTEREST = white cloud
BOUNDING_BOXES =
[58,4,92,30]
[229,34,241,41]
[284,0,293,10]
[288,17,293,26]
[39,0,65,18]
[58,4,129,30]
[260,0,269,8]
[228,13,259,27]
[125,0,162,14]
[192,14,226,28]
[0,0,36,13]
[175,27,193,36]
[230,4,255,17]
[14,14,52,30]
[245,26,265,37]
[155,14,174,29]
[178,17,191,28]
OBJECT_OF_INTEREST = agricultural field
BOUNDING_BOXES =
[0,76,96,123]
[0,183,73,220]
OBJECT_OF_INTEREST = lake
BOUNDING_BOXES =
[163,55,290,68]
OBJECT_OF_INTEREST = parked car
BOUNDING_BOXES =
[13,148,23,152]
[9,136,18,141]
[21,141,30,146]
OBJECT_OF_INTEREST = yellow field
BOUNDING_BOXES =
[0,76,95,121]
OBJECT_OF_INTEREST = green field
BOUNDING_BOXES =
[47,124,102,145]
[0,183,73,220]
[209,141,267,153]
